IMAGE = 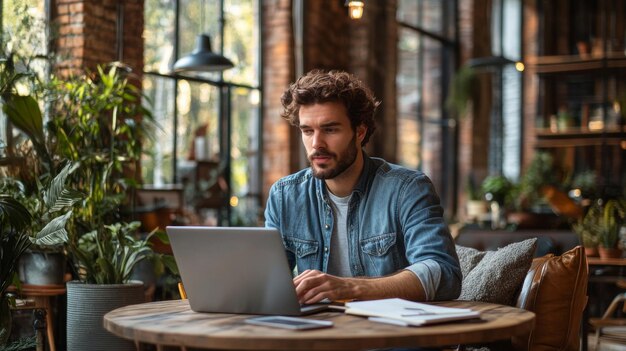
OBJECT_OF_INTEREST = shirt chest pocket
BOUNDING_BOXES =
[283,236,319,258]
[360,233,396,256]
[359,233,398,276]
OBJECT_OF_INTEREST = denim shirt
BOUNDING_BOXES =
[264,154,461,301]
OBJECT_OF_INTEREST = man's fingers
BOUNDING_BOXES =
[302,290,329,304]
[293,269,319,285]
[295,272,324,296]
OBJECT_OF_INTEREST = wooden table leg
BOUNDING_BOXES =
[33,296,55,351]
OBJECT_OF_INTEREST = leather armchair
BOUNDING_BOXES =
[513,246,588,351]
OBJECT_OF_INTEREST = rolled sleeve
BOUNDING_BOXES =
[405,259,442,301]
[398,174,462,301]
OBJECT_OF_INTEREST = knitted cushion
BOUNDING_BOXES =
[456,238,537,306]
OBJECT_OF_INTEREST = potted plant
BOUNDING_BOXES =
[0,196,32,347]
[0,164,82,286]
[595,198,626,259]
[507,151,580,228]
[465,174,487,223]
[572,203,601,257]
[481,174,513,206]
[514,152,557,212]
[480,175,514,229]
[3,62,173,351]
[47,65,175,351]
[576,198,626,259]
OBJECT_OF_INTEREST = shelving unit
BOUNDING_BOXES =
[523,0,626,192]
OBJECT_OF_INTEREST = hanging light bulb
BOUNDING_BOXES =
[345,0,364,20]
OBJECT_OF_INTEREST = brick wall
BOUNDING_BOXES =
[349,0,398,163]
[262,0,297,198]
[54,0,144,82]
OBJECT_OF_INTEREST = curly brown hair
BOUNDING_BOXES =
[280,69,380,146]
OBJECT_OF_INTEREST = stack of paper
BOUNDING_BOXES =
[343,298,481,327]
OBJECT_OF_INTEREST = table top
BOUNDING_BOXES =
[103,299,535,350]
[587,257,626,266]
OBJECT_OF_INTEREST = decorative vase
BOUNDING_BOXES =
[19,250,66,285]
[0,295,11,346]
[66,280,144,351]
[598,247,623,260]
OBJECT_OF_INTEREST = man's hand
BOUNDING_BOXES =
[293,269,427,304]
[293,270,358,304]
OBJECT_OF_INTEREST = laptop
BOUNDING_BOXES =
[166,226,328,316]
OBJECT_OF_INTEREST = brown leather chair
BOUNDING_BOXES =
[513,245,588,351]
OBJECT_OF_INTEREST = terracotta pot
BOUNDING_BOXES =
[584,246,599,257]
[598,247,623,260]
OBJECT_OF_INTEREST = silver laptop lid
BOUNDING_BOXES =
[166,226,303,315]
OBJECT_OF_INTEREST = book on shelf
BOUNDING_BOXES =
[340,298,481,327]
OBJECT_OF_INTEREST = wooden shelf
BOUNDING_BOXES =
[534,127,626,148]
[526,53,626,73]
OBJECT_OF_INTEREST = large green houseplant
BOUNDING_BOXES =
[47,64,173,351]
[2,60,173,350]
[3,61,169,283]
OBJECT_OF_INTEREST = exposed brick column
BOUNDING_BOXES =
[54,0,144,81]
[456,0,492,219]
[262,0,297,202]
[302,1,350,71]
[347,1,398,163]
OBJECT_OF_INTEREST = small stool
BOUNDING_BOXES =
[9,284,66,351]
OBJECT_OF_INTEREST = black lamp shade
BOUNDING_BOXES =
[173,34,234,72]
[467,56,515,69]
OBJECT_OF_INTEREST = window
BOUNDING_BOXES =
[143,0,261,226]
[396,0,457,215]
[491,0,522,181]
[0,0,50,149]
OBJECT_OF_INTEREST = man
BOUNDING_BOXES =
[265,70,461,305]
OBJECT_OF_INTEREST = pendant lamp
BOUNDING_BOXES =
[173,34,234,73]
[345,0,364,20]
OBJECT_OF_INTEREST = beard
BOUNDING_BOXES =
[309,134,358,179]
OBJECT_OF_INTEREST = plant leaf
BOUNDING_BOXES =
[44,162,78,210]
[2,94,45,149]
[48,188,83,213]
[0,195,32,230]
[32,210,72,246]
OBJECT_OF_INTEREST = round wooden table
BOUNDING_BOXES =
[104,299,534,350]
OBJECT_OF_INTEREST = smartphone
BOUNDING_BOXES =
[244,316,333,330]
